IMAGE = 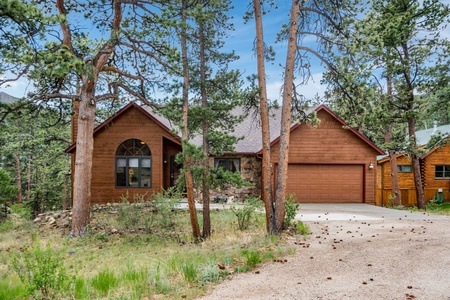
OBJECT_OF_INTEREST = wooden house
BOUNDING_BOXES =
[66,102,385,205]
[66,102,182,205]
[377,125,450,206]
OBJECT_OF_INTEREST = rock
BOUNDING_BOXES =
[33,217,41,223]
[48,217,56,225]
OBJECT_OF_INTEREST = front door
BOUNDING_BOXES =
[170,156,181,187]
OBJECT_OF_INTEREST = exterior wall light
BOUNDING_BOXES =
[368,162,374,169]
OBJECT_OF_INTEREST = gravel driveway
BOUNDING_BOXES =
[199,205,450,300]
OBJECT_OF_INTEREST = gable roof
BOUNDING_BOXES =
[66,102,384,155]
[0,92,18,104]
[416,124,450,146]
[65,102,181,153]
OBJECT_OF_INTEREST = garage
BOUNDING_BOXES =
[286,164,364,203]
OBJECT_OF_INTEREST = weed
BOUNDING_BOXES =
[74,278,89,299]
[149,265,172,294]
[201,260,224,283]
[11,239,70,299]
[231,197,262,230]
[295,221,309,235]
[181,261,199,283]
[91,270,118,296]
[96,231,109,242]
[242,249,262,269]
[0,277,25,300]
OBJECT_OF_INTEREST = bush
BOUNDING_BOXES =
[284,194,300,227]
[11,239,70,299]
[10,203,32,220]
[231,197,262,230]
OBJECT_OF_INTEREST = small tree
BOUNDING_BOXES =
[0,168,18,221]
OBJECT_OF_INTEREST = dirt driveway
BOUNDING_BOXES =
[199,205,450,300]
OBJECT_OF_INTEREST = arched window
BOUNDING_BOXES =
[116,139,152,188]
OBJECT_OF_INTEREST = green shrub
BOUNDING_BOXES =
[231,197,261,230]
[201,260,223,283]
[10,203,32,220]
[242,249,262,269]
[118,201,141,230]
[295,221,309,235]
[91,270,118,296]
[153,191,181,231]
[284,194,300,227]
[11,240,70,299]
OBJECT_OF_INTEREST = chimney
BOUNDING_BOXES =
[431,120,438,135]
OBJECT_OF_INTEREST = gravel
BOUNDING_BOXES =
[199,214,450,300]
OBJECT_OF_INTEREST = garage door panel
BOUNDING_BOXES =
[286,164,363,203]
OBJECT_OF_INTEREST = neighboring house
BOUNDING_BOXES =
[0,91,18,105]
[66,102,385,205]
[377,123,450,206]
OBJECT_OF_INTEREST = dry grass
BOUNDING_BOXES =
[0,204,298,300]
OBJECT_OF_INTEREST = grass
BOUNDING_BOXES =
[0,201,297,299]
[389,202,450,216]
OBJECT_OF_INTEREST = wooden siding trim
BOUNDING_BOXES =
[65,102,181,153]
[257,105,384,156]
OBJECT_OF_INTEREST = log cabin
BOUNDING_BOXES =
[66,102,385,205]
[377,124,450,206]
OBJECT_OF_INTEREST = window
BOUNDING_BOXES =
[435,165,450,179]
[397,165,412,173]
[116,139,152,187]
[214,158,241,172]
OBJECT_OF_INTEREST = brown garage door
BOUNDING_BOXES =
[286,164,363,203]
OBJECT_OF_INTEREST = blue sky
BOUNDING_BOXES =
[1,0,448,101]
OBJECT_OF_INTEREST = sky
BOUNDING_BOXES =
[1,0,448,101]
[0,0,326,101]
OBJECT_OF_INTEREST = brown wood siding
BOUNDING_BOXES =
[271,110,378,204]
[377,144,450,206]
[73,106,181,205]
[286,164,363,203]
[422,144,450,202]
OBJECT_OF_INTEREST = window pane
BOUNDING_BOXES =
[398,165,412,172]
[117,158,126,168]
[215,159,227,169]
[129,158,139,168]
[229,159,240,172]
[142,158,151,168]
[436,165,444,172]
[141,167,151,187]
[116,166,126,186]
[128,167,139,187]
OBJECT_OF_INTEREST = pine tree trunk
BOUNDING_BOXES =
[401,41,425,210]
[253,0,275,233]
[388,148,402,206]
[14,153,22,203]
[71,91,96,237]
[199,9,211,238]
[385,74,401,206]
[27,156,32,199]
[181,0,200,241]
[408,118,426,209]
[274,0,300,233]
